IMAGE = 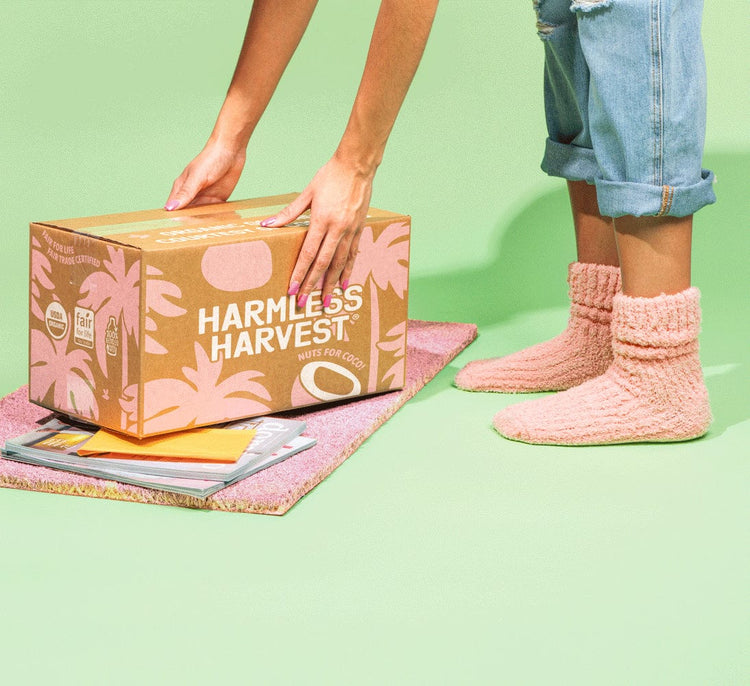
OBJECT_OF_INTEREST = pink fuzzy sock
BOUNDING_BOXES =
[455,262,621,393]
[493,287,711,445]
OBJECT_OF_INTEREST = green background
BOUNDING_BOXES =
[1,1,748,683]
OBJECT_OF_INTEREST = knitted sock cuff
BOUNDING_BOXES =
[568,262,622,310]
[612,287,702,350]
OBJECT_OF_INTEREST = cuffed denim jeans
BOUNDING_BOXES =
[535,0,716,217]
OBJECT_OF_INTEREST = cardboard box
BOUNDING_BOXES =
[29,194,410,437]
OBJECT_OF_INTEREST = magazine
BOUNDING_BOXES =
[4,415,307,480]
[2,435,316,499]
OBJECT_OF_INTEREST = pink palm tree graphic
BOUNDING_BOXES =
[349,221,409,392]
[30,236,55,321]
[121,342,272,435]
[78,246,140,386]
[144,265,187,355]
[377,321,407,390]
[30,327,99,421]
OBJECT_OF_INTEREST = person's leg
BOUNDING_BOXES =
[494,0,714,444]
[569,179,619,266]
[454,182,623,395]
[614,214,691,296]
[455,3,622,394]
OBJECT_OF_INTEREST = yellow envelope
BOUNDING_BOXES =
[35,432,90,452]
[77,427,256,464]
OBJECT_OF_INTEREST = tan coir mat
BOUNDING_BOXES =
[0,320,476,515]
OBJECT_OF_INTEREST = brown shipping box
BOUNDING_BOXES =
[29,194,410,437]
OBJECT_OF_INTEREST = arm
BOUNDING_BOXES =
[262,0,439,308]
[165,0,319,209]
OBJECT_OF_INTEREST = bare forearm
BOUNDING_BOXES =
[168,0,439,295]
[211,0,319,150]
[335,0,439,173]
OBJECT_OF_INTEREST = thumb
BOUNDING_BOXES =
[260,190,311,227]
[165,173,202,211]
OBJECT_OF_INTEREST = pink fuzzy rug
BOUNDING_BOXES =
[0,320,476,515]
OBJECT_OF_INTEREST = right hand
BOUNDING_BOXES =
[164,139,246,210]
[260,153,376,309]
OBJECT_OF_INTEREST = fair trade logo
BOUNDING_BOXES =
[74,307,94,349]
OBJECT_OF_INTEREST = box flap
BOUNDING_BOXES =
[33,195,409,251]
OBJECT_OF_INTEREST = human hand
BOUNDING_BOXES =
[164,140,246,210]
[260,154,375,310]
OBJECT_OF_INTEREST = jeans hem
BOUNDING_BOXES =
[595,169,716,218]
[541,138,598,184]
[542,137,716,217]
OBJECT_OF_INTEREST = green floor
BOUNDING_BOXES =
[2,2,748,683]
[2,173,747,685]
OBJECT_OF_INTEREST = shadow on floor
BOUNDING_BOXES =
[409,185,575,328]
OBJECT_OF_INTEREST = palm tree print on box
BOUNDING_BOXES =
[30,326,99,421]
[78,245,140,386]
[144,265,187,355]
[30,236,55,322]
[377,321,407,390]
[349,221,409,392]
[120,342,272,435]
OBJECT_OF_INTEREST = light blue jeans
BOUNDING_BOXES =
[535,0,716,217]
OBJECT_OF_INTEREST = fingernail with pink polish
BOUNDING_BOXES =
[288,282,299,296]
[260,216,276,227]
[341,280,349,291]
[164,201,178,211]
[297,293,308,308]
[323,294,332,309]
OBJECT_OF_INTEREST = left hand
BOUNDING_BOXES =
[165,139,247,210]
[260,153,376,309]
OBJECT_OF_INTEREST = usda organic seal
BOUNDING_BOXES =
[45,301,68,340]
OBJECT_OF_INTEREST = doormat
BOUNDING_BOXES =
[0,320,476,515]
